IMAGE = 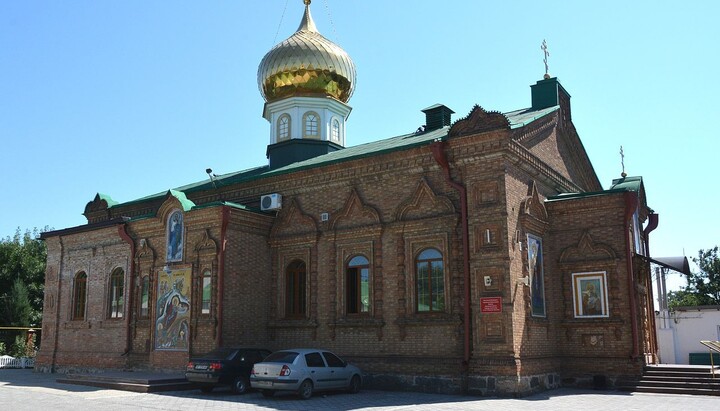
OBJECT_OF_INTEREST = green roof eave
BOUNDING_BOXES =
[546,188,628,202]
[168,189,195,211]
[108,105,559,211]
[96,193,119,207]
[505,105,559,129]
[190,200,260,213]
[609,176,643,192]
[108,127,451,209]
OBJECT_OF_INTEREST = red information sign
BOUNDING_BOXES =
[480,297,502,313]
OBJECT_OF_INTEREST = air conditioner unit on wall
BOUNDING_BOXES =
[261,193,282,211]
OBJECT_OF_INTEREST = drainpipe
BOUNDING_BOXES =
[430,140,471,373]
[623,192,639,359]
[642,213,659,362]
[51,236,65,372]
[118,224,136,357]
[217,206,230,347]
[643,214,658,257]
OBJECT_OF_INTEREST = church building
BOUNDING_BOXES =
[37,1,662,396]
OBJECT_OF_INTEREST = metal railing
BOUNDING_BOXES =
[699,340,720,378]
[0,355,35,369]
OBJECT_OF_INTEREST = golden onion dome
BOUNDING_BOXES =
[257,0,356,103]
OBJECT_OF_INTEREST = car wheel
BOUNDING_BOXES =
[200,386,213,394]
[232,376,249,394]
[298,379,313,400]
[261,389,274,398]
[348,375,361,393]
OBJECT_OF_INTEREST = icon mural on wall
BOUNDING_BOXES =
[155,267,191,351]
[527,234,546,317]
[572,271,609,318]
[166,210,184,262]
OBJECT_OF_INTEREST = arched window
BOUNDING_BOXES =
[331,118,340,142]
[285,260,307,318]
[108,268,124,319]
[167,210,183,262]
[201,269,212,315]
[303,112,319,139]
[346,255,370,314]
[139,275,150,318]
[72,271,88,320]
[277,114,291,141]
[416,248,445,312]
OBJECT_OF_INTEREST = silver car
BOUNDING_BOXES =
[250,348,362,399]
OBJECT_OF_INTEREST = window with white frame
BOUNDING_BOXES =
[303,112,319,139]
[277,114,291,141]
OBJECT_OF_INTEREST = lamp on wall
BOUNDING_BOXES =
[518,276,530,287]
[163,264,171,274]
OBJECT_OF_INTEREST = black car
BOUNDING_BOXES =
[186,347,271,394]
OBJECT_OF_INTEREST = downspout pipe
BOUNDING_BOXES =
[623,192,640,359]
[643,213,658,257]
[118,224,136,357]
[642,213,659,362]
[217,206,230,347]
[51,236,65,372]
[430,140,471,372]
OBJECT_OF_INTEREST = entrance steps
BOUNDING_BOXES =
[57,371,195,393]
[618,364,720,396]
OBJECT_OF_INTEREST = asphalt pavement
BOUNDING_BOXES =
[2,369,719,410]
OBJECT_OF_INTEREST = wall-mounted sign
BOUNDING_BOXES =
[480,297,502,313]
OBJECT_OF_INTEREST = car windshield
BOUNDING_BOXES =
[263,351,299,363]
[199,348,237,360]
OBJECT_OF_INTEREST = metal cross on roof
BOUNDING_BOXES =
[541,39,550,79]
[620,145,627,178]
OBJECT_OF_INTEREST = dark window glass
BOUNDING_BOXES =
[109,268,124,319]
[416,248,445,312]
[140,276,150,318]
[72,272,87,320]
[264,351,299,363]
[285,260,307,318]
[346,255,370,314]
[201,270,211,314]
[322,352,345,367]
[305,352,325,367]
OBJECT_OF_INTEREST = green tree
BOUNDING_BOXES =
[668,246,720,310]
[0,228,47,327]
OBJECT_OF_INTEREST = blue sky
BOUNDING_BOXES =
[1,0,717,294]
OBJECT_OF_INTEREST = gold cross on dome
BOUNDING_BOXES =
[541,39,550,79]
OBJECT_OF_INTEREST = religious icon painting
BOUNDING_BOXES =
[154,267,191,351]
[572,271,609,318]
[166,210,184,262]
[527,234,546,317]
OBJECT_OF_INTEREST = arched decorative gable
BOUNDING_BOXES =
[269,197,318,245]
[330,189,381,232]
[394,178,455,222]
[559,232,618,263]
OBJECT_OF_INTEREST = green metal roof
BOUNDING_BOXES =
[96,193,118,207]
[505,105,559,129]
[547,175,644,202]
[111,105,559,210]
[609,176,643,192]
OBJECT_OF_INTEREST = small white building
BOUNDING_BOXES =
[656,305,720,364]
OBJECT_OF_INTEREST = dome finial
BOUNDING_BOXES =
[297,0,317,32]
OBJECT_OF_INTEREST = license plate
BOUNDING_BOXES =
[255,380,272,387]
[195,365,208,370]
